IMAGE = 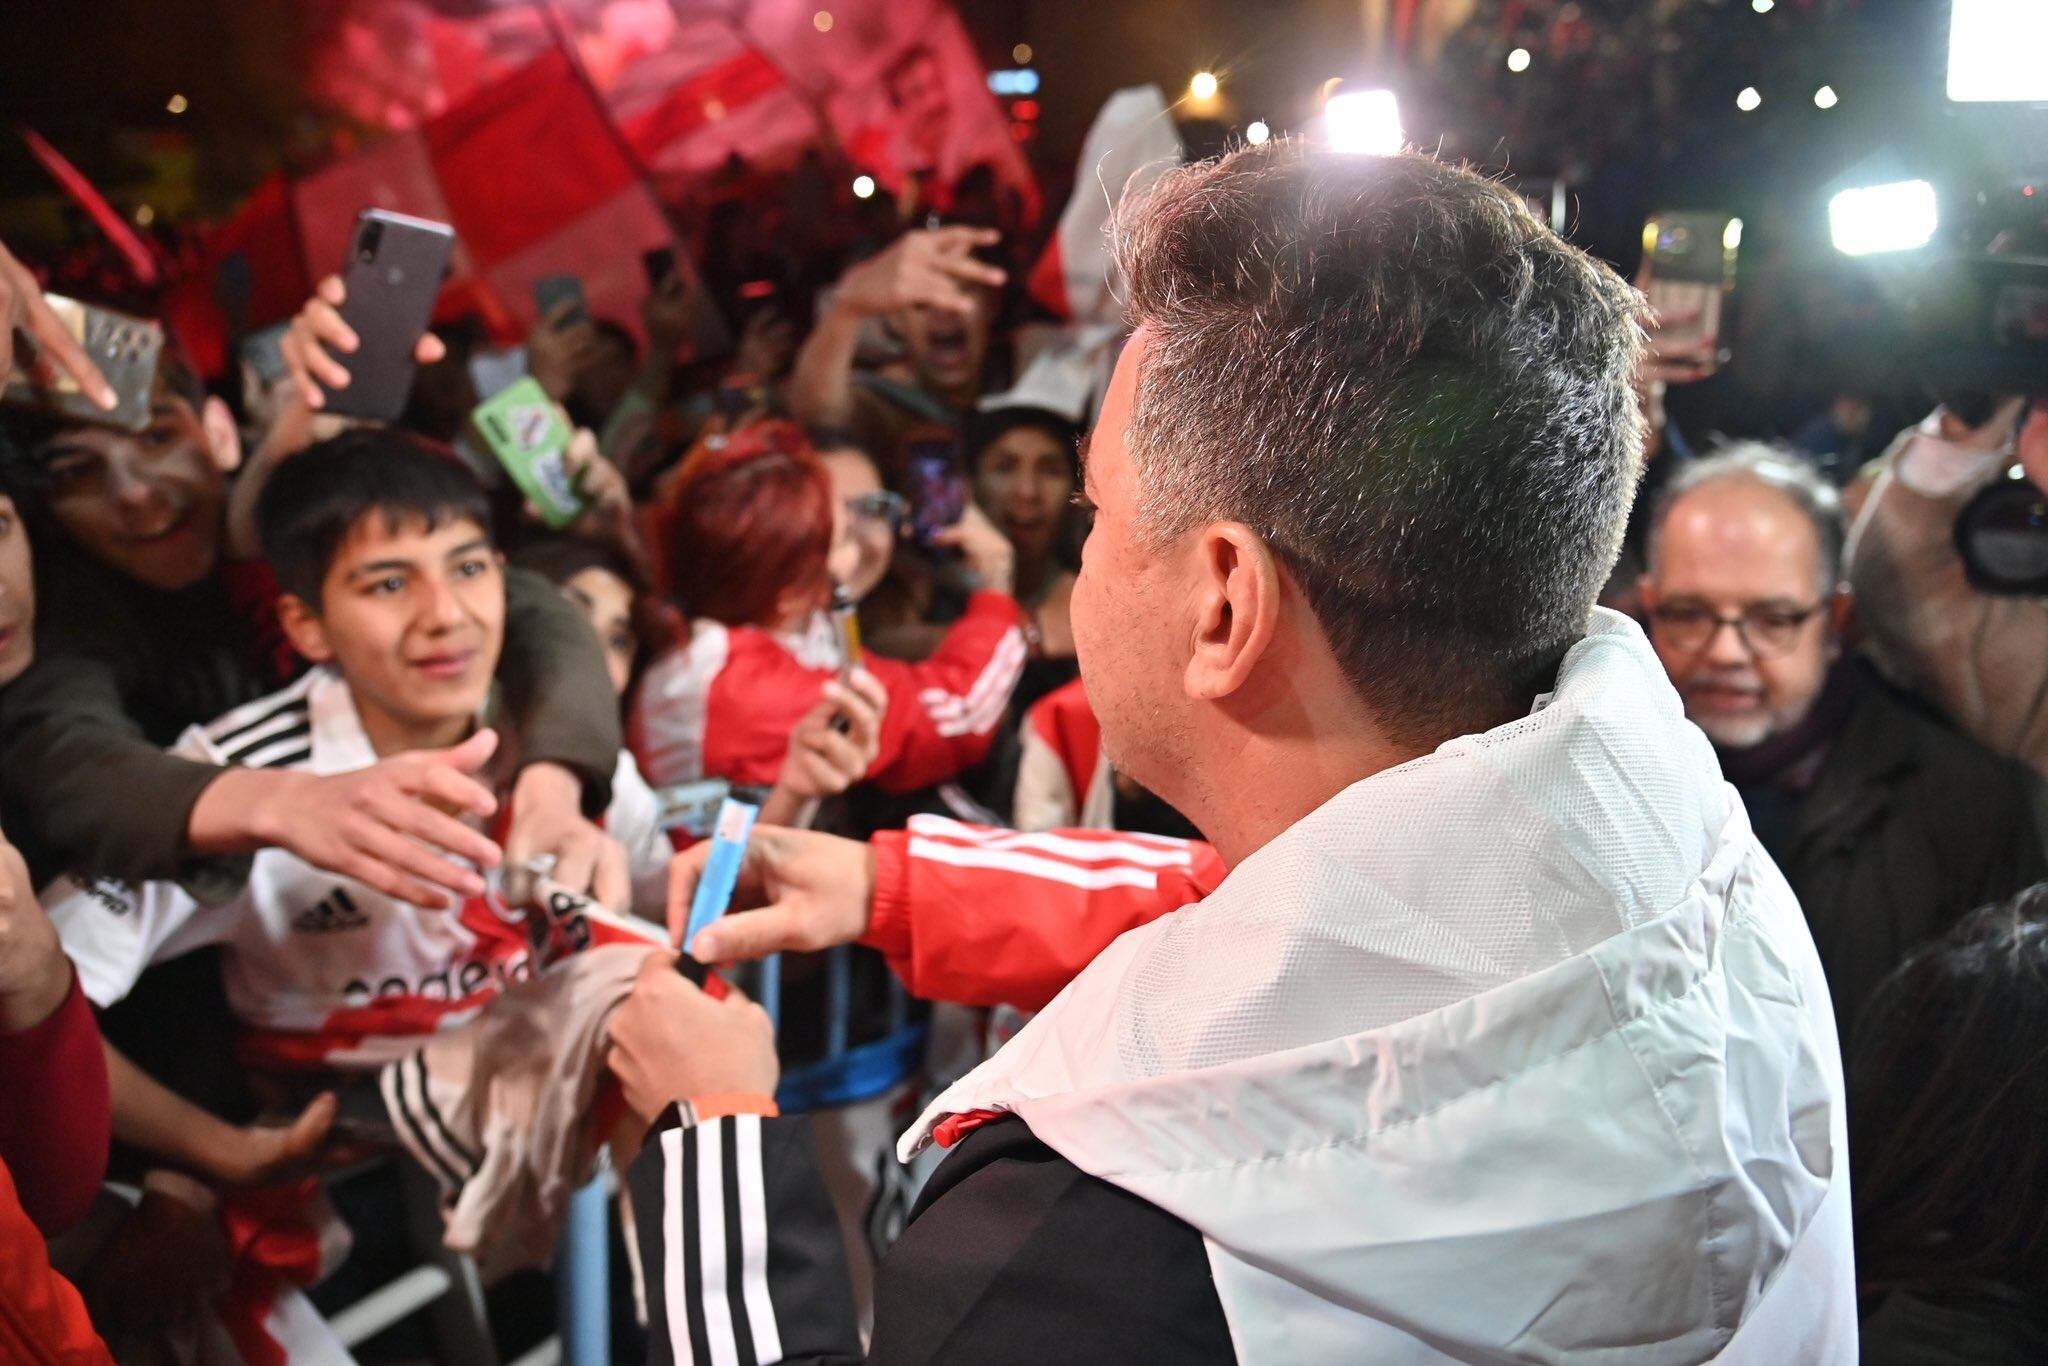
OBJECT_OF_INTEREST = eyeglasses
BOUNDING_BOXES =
[1645,600,1826,658]
[846,490,908,530]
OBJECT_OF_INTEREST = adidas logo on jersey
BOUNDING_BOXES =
[293,888,370,933]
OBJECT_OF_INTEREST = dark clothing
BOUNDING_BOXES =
[627,1108,1235,1365]
[0,971,108,1236]
[1860,1287,2048,1366]
[1734,672,2048,1035]
[0,541,621,895]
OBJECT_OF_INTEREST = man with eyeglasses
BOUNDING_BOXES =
[1641,442,2048,1033]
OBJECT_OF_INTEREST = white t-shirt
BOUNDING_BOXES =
[44,666,671,1070]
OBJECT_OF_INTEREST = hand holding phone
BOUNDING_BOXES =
[314,210,456,420]
[0,238,117,414]
[472,377,586,529]
[0,294,160,432]
[904,430,969,549]
[280,274,449,415]
[1639,211,1739,384]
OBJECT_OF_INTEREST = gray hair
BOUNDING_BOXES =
[1646,442,1846,593]
[1106,140,1647,744]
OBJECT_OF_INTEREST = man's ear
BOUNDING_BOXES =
[200,396,242,475]
[1184,522,1281,703]
[277,593,333,664]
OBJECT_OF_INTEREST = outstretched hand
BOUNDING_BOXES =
[280,274,448,411]
[665,824,877,964]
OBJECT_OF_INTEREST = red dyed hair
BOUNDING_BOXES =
[656,420,835,628]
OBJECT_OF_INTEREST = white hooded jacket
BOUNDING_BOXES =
[903,609,1856,1363]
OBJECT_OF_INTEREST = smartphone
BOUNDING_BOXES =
[904,430,968,549]
[533,273,587,328]
[0,295,163,433]
[641,246,678,289]
[471,376,585,529]
[1641,211,1740,376]
[328,209,455,421]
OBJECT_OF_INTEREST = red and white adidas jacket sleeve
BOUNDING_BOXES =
[858,815,1227,1012]
[861,591,1029,794]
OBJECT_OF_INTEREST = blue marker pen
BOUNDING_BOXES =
[683,797,760,962]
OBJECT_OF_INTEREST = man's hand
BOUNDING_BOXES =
[834,226,1006,320]
[0,238,115,407]
[0,820,70,1033]
[225,729,504,907]
[607,953,778,1121]
[929,502,1017,596]
[280,274,448,411]
[84,1172,233,1337]
[667,825,877,963]
[504,761,630,911]
[772,670,887,808]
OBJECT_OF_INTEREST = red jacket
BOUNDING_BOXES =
[861,816,1227,1011]
[0,972,114,1365]
[632,591,1028,794]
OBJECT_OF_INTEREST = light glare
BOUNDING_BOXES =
[166,93,188,114]
[852,174,877,200]
[1190,71,1220,101]
[1323,90,1403,156]
[1752,0,1773,13]
[1813,85,1838,109]
[1013,43,1033,64]
[1736,86,1762,111]
[812,9,833,32]
[1246,119,1270,146]
[1948,0,2048,101]
[1829,180,1938,256]
[1507,47,1532,73]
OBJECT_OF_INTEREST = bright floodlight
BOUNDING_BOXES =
[1752,0,1773,13]
[1190,71,1220,101]
[1735,86,1762,111]
[1948,0,2048,102]
[1246,119,1271,146]
[1507,47,1532,73]
[1324,90,1403,156]
[852,174,877,200]
[1813,85,1838,109]
[1829,180,1937,256]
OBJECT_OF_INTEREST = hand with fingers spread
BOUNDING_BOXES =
[279,274,448,411]
[607,951,779,1122]
[199,728,505,907]
[764,669,888,821]
[0,237,115,407]
[834,225,1007,320]
[666,824,877,964]
[504,760,632,911]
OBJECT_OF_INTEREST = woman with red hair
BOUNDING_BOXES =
[633,420,1026,818]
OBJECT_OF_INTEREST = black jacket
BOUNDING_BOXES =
[626,1107,1236,1365]
[1750,677,2048,1036]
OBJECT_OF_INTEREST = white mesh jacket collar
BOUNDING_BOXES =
[906,610,1856,1364]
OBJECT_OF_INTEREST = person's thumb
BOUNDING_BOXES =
[690,905,799,965]
[284,1092,339,1160]
[433,727,500,773]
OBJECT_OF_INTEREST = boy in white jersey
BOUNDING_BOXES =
[44,430,671,1179]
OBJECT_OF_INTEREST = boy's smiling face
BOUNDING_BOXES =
[280,511,505,755]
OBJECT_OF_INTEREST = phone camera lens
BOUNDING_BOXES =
[358,218,384,262]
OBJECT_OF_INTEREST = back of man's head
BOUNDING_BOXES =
[1109,142,1645,744]
[257,428,493,607]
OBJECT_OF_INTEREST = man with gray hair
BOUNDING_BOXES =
[605,142,1855,1363]
[1642,441,2046,1035]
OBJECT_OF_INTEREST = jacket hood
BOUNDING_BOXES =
[906,609,1855,1363]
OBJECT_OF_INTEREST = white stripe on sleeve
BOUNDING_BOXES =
[696,1119,741,1366]
[907,836,1166,891]
[734,1115,784,1364]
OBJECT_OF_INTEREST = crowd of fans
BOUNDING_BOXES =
[0,128,2045,1363]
